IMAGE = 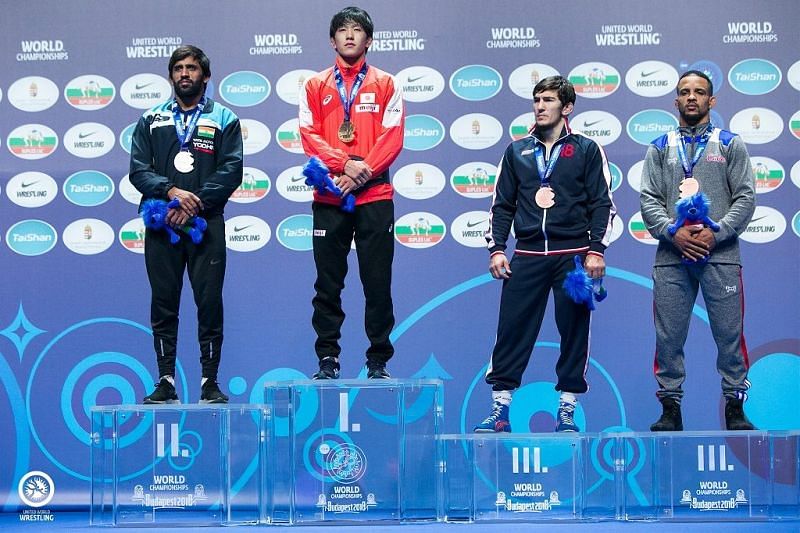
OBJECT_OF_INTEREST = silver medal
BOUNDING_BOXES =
[174,151,194,173]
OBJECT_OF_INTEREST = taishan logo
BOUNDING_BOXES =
[394,212,446,249]
[64,75,115,110]
[219,71,271,107]
[63,171,115,206]
[626,110,679,145]
[608,162,623,192]
[7,124,58,160]
[403,114,445,151]
[728,59,781,95]
[449,65,503,101]
[750,157,784,194]
[568,62,620,98]
[276,215,313,251]
[231,167,270,203]
[6,220,58,256]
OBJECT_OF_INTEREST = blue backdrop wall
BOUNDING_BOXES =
[0,0,798,510]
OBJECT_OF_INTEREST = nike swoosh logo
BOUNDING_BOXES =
[234,225,253,232]
[78,131,96,139]
[749,215,768,223]
[583,120,603,128]
[466,220,486,228]
[641,69,661,78]
[407,75,426,83]
[135,82,154,90]
[21,180,40,188]
[291,176,305,182]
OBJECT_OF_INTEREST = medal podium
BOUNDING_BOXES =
[264,379,443,524]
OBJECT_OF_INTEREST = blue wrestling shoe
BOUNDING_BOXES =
[555,401,579,432]
[474,402,511,433]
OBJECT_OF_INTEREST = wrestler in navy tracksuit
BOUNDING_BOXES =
[485,123,615,393]
[130,96,243,381]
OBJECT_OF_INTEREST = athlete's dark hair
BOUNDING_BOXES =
[677,70,714,96]
[533,75,576,107]
[168,45,211,79]
[329,6,374,39]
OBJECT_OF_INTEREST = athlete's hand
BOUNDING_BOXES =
[343,159,372,187]
[168,186,203,216]
[673,225,709,262]
[584,254,606,279]
[489,253,512,279]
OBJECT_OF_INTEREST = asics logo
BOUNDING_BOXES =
[323,95,333,105]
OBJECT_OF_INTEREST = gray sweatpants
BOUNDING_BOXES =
[652,263,750,402]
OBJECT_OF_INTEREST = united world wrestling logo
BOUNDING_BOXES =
[322,443,368,484]
[18,470,55,508]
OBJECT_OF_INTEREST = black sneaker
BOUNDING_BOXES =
[725,398,755,430]
[312,357,340,380]
[143,378,180,404]
[366,360,390,379]
[200,379,229,404]
[650,398,683,431]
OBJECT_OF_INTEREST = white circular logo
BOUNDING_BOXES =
[120,73,173,109]
[63,218,115,255]
[571,111,622,146]
[740,206,786,244]
[231,167,270,204]
[608,215,624,244]
[7,124,58,160]
[395,212,446,249]
[788,60,800,92]
[8,76,59,112]
[450,162,497,198]
[449,113,503,150]
[240,119,271,155]
[119,174,143,205]
[451,211,489,248]
[568,62,621,99]
[276,69,317,105]
[791,160,800,190]
[276,166,314,202]
[7,171,58,208]
[225,215,271,252]
[508,63,559,100]
[324,443,367,484]
[64,74,115,110]
[395,65,445,103]
[729,107,783,145]
[63,122,116,158]
[626,160,645,193]
[509,111,535,141]
[628,211,658,245]
[393,163,445,200]
[18,471,55,508]
[118,218,146,254]
[275,118,304,153]
[750,156,785,194]
[625,60,679,97]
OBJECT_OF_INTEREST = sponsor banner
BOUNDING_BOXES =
[120,73,172,109]
[63,171,115,207]
[276,166,313,202]
[450,113,503,150]
[608,214,624,244]
[395,212,446,249]
[62,219,114,255]
[125,36,181,59]
[729,107,783,145]
[8,76,59,112]
[568,62,621,98]
[509,112,534,141]
[64,75,115,110]
[722,20,778,44]
[595,23,662,46]
[276,69,316,105]
[626,109,679,145]
[404,114,445,151]
[571,111,622,146]
[740,206,786,243]
[63,122,115,158]
[449,65,503,101]
[395,66,445,103]
[608,162,623,192]
[788,60,800,92]
[118,218,145,254]
[275,118,304,153]
[276,214,313,251]
[371,28,427,52]
[486,26,540,49]
[231,167,270,203]
[118,174,142,205]
[750,157,784,194]
[7,124,58,160]
[728,59,781,95]
[219,71,270,107]
[450,211,489,248]
[16,39,68,61]
[628,211,658,245]
[508,63,559,100]
[239,119,271,155]
[225,215,270,252]
[625,60,678,97]
[250,33,302,55]
[6,220,58,256]
[790,110,800,140]
[791,160,800,189]
[626,160,644,193]
[7,172,58,208]
[393,163,445,200]
[450,162,497,198]
[793,211,800,238]
[119,122,136,154]
[684,60,725,93]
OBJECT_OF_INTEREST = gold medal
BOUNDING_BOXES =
[535,187,555,208]
[679,177,700,199]
[174,151,194,173]
[338,120,355,143]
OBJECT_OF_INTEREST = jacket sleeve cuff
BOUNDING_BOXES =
[588,244,606,255]
[489,247,506,256]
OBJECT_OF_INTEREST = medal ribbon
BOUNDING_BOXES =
[534,142,563,187]
[675,125,713,179]
[333,63,368,123]
[171,95,206,151]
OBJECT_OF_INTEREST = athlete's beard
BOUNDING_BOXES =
[173,78,205,102]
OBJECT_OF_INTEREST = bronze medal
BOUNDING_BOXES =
[535,187,555,208]
[679,177,700,199]
[338,120,355,143]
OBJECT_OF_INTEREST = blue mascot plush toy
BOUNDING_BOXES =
[667,192,720,264]
[141,198,207,245]
[563,255,607,311]
[302,156,356,213]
